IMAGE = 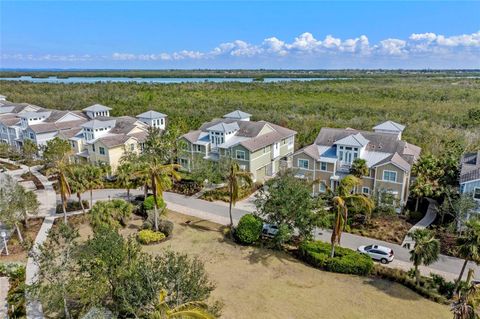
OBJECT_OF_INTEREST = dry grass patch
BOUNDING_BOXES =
[0,217,44,263]
[349,216,413,244]
[142,211,450,319]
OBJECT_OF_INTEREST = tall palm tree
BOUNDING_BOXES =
[116,161,137,202]
[66,165,88,213]
[226,161,253,230]
[136,156,180,231]
[47,160,72,223]
[349,158,369,179]
[330,175,374,257]
[148,290,215,319]
[455,219,480,292]
[43,137,73,223]
[451,268,480,319]
[83,164,104,209]
[409,228,440,285]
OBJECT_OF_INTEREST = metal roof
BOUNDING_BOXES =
[136,110,167,119]
[82,104,112,112]
[373,120,406,132]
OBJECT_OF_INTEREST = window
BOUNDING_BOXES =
[130,144,135,151]
[236,150,246,160]
[99,147,105,155]
[319,182,326,193]
[179,158,188,167]
[298,159,309,169]
[194,145,202,152]
[362,187,370,195]
[474,188,480,200]
[383,170,397,182]
[29,132,34,139]
[320,162,327,171]
[92,144,96,152]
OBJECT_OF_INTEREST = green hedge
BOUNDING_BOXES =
[235,214,263,245]
[137,229,166,245]
[371,266,449,304]
[0,263,26,318]
[298,241,374,276]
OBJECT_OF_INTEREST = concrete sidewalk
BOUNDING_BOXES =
[402,198,438,248]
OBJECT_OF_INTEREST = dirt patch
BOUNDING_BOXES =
[20,172,45,190]
[349,216,413,244]
[0,217,44,263]
[0,160,20,171]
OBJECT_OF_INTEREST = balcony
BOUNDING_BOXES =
[337,162,352,173]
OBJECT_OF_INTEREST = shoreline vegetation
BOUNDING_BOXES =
[0,69,479,79]
[1,75,479,155]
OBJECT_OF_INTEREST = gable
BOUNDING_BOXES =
[257,124,274,137]
[55,112,84,123]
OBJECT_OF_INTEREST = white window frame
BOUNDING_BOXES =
[298,159,309,169]
[320,161,327,171]
[362,187,370,195]
[236,150,246,160]
[383,170,397,182]
[474,187,480,201]
[319,182,326,193]
[99,147,105,155]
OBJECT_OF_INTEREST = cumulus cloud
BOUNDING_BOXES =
[2,31,479,68]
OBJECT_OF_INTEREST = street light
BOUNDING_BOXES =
[1,231,8,256]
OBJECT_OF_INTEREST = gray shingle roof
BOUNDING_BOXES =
[81,119,116,129]
[373,120,406,132]
[136,110,167,119]
[373,152,411,171]
[460,152,480,184]
[82,104,112,112]
[29,119,88,134]
[223,110,251,119]
[206,121,239,132]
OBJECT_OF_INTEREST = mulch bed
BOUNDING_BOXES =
[2,217,45,257]
[20,172,45,190]
[0,160,20,171]
[348,215,413,245]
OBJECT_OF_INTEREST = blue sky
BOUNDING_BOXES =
[1,1,479,69]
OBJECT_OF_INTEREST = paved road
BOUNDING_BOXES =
[87,188,480,281]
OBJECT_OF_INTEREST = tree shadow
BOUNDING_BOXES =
[362,277,421,301]
[181,219,220,233]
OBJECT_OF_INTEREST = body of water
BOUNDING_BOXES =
[0,76,349,84]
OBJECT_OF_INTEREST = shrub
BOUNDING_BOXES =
[298,241,373,276]
[137,229,166,245]
[235,214,262,244]
[158,219,174,237]
[371,266,449,304]
[56,200,89,214]
[143,195,166,211]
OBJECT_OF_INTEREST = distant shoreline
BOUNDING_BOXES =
[1,69,479,79]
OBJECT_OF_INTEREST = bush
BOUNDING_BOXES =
[143,195,166,211]
[235,214,262,245]
[137,229,166,245]
[158,219,174,237]
[371,266,449,304]
[0,263,26,318]
[56,200,89,214]
[298,241,373,276]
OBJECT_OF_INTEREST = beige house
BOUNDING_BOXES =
[178,110,297,182]
[293,121,421,209]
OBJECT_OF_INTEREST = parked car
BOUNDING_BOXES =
[357,244,394,264]
[262,224,279,238]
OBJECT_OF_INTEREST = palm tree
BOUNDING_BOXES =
[409,228,440,285]
[226,161,253,230]
[451,268,480,319]
[455,219,480,292]
[148,290,215,319]
[43,137,73,223]
[330,175,374,258]
[66,165,88,213]
[349,158,369,179]
[136,156,180,231]
[116,161,137,202]
[83,164,104,209]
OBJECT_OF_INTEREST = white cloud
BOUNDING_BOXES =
[2,30,479,68]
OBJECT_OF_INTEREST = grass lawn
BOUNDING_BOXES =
[132,211,449,319]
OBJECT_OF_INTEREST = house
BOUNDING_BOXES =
[292,121,421,208]
[459,151,480,220]
[178,110,296,182]
[73,116,149,172]
[0,95,167,172]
